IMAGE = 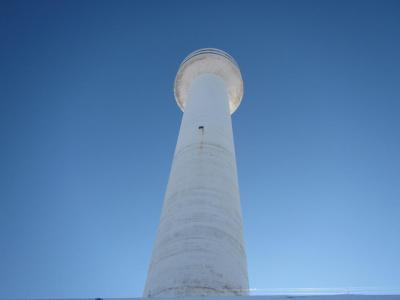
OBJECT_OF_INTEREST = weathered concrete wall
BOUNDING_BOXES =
[143,72,248,297]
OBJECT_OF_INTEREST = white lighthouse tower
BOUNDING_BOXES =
[144,48,248,297]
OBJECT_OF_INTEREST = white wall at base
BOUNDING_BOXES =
[138,296,399,300]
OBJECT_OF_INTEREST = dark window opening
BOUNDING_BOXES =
[198,126,204,130]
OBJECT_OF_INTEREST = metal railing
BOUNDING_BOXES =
[180,48,240,68]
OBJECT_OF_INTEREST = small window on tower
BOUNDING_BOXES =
[198,126,204,130]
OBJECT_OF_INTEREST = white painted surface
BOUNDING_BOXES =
[144,50,248,297]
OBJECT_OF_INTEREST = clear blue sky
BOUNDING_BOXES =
[1,0,400,298]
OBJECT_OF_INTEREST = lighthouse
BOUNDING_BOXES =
[144,48,248,297]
